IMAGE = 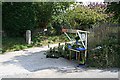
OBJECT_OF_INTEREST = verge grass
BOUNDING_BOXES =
[2,34,68,54]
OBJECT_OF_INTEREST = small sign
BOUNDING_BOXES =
[81,33,86,40]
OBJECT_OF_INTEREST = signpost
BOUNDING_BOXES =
[26,30,31,44]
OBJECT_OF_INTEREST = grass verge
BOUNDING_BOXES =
[2,34,68,54]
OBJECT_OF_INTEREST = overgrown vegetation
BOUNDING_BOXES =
[2,2,72,37]
[106,2,120,23]
[87,26,120,68]
[2,2,120,68]
[2,37,31,53]
[2,34,68,53]
[86,2,120,68]
[51,4,107,31]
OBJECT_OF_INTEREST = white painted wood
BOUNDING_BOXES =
[77,31,86,49]
[85,32,88,59]
[64,32,72,41]
[63,29,89,63]
[85,32,88,49]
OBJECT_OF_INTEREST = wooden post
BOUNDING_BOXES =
[48,42,50,48]
[85,32,87,50]
[69,50,71,60]
[26,30,31,44]
[76,52,77,60]
[85,32,88,62]
[78,52,80,63]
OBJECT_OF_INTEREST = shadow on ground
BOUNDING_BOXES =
[1,49,119,74]
[1,50,78,73]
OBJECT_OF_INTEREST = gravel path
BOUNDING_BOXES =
[0,44,119,78]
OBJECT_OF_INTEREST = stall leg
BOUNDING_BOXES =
[69,50,71,60]
[84,50,87,63]
[78,52,80,64]
[76,52,77,60]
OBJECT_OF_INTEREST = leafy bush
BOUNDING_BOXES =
[87,32,120,68]
[106,2,120,24]
[52,5,107,30]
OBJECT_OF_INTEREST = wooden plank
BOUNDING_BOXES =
[62,29,90,33]
[69,49,80,52]
[77,31,86,49]
[77,30,90,33]
[64,32,72,41]
[68,29,77,33]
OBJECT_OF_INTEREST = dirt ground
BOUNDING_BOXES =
[0,44,119,78]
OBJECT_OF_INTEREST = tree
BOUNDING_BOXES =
[33,2,72,28]
[2,2,36,37]
[52,4,107,30]
[2,2,73,37]
[106,2,120,23]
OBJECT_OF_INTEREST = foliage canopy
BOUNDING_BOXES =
[52,5,107,30]
[2,2,72,36]
[106,2,120,23]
